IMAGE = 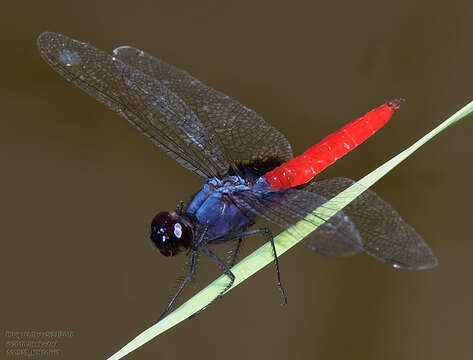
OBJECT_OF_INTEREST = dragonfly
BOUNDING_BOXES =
[37,32,437,318]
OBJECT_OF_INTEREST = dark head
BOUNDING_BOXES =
[150,212,193,256]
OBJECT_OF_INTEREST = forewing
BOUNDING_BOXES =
[231,187,363,257]
[304,177,438,269]
[37,32,230,178]
[113,46,294,171]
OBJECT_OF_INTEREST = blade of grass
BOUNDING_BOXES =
[107,100,473,360]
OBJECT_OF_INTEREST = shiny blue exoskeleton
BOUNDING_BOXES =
[186,176,271,241]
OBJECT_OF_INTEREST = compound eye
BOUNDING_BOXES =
[151,212,171,230]
[150,212,192,256]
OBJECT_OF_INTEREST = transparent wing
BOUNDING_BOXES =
[37,32,230,178]
[113,46,294,172]
[232,177,437,269]
[231,187,364,258]
[303,177,438,269]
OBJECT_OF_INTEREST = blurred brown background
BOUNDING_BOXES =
[2,0,472,359]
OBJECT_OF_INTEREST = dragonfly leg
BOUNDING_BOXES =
[157,249,198,322]
[214,227,288,305]
[248,228,287,305]
[201,244,235,296]
[229,237,243,267]
[192,244,235,315]
[263,228,288,305]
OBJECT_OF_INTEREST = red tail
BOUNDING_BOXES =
[264,99,403,189]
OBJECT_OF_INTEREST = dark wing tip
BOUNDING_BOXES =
[37,32,65,64]
[37,32,58,66]
[37,31,60,50]
[37,32,87,70]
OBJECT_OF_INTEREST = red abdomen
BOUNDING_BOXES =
[264,99,403,189]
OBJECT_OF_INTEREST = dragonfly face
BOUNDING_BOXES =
[150,212,193,256]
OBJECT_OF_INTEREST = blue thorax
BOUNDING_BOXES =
[186,176,271,241]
